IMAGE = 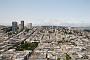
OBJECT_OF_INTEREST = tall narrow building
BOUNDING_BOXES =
[12,21,17,32]
[21,21,24,30]
[26,23,32,29]
[18,24,22,31]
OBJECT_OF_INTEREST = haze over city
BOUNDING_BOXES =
[1,0,90,60]
[0,0,90,27]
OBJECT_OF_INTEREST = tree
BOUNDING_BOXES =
[57,58,60,60]
[65,53,71,60]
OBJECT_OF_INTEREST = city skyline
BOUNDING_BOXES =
[0,0,90,27]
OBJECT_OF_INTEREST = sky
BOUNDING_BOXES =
[0,0,90,27]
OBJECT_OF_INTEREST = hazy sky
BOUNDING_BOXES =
[0,0,90,26]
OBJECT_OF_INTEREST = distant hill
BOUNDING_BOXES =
[71,27,90,31]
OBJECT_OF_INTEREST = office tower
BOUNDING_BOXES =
[26,23,32,29]
[21,21,24,30]
[12,21,17,32]
[18,24,22,31]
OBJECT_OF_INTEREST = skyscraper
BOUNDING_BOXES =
[21,21,24,30]
[18,24,22,31]
[12,21,17,32]
[26,23,32,29]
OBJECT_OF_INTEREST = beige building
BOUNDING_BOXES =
[26,23,32,29]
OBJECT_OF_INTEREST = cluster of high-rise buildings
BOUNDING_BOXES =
[12,21,32,33]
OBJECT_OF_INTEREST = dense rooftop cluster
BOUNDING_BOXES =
[0,25,90,60]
